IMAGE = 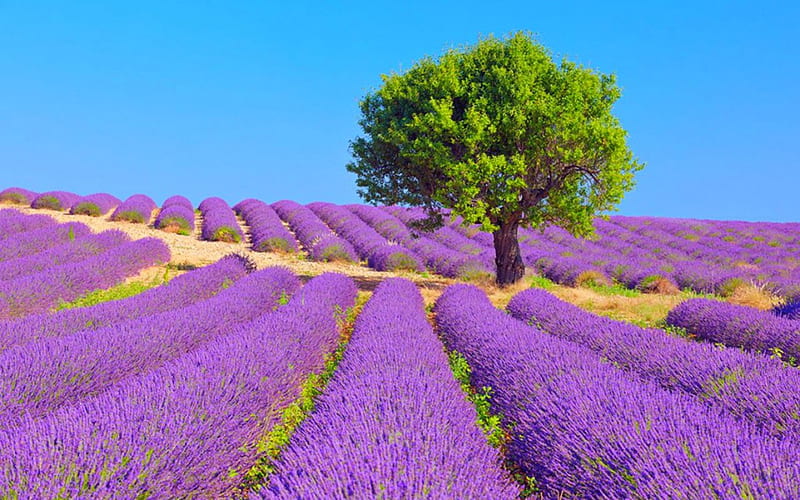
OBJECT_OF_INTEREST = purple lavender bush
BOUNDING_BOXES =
[0,230,129,282]
[309,201,422,271]
[348,204,488,278]
[259,278,518,498]
[0,237,169,319]
[667,298,800,361]
[0,222,90,262]
[162,194,193,209]
[772,299,800,320]
[69,193,121,216]
[155,195,195,234]
[110,194,157,224]
[435,284,800,498]
[0,254,249,353]
[199,197,244,242]
[234,199,298,253]
[508,288,800,438]
[30,191,80,211]
[0,267,300,427]
[273,200,357,262]
[0,187,37,205]
[0,273,356,498]
[0,210,56,235]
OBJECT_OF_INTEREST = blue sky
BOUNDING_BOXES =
[1,1,797,221]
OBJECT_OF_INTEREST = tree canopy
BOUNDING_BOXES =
[347,32,643,284]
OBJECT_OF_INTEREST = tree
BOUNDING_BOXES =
[347,32,643,285]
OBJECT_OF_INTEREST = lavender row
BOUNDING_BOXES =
[348,204,488,278]
[0,267,299,427]
[0,237,169,319]
[508,288,800,438]
[273,200,357,262]
[308,202,422,271]
[69,192,121,216]
[384,206,488,257]
[261,278,517,498]
[0,229,129,282]
[667,299,800,361]
[0,210,56,239]
[199,196,244,242]
[0,254,249,353]
[30,190,80,211]
[0,187,37,205]
[155,194,196,234]
[234,198,297,253]
[0,272,355,498]
[434,284,800,498]
[0,221,90,262]
[110,194,157,224]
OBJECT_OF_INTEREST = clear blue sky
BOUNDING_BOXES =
[1,1,797,221]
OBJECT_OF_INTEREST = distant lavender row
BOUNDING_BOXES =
[0,187,37,205]
[111,194,157,224]
[234,199,297,253]
[348,204,488,278]
[155,195,195,234]
[30,191,80,211]
[309,202,422,271]
[434,284,800,498]
[273,200,356,262]
[69,193,121,216]
[0,221,90,262]
[0,237,169,319]
[0,229,129,282]
[0,254,249,353]
[0,273,356,498]
[0,267,300,427]
[667,299,800,361]
[261,278,517,498]
[508,288,800,438]
[199,197,244,242]
[385,206,488,258]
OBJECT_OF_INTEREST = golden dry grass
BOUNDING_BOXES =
[726,283,781,310]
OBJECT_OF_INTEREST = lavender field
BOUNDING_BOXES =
[0,186,799,498]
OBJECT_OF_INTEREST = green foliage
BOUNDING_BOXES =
[259,237,295,253]
[659,322,691,339]
[71,202,102,217]
[447,350,506,448]
[528,274,556,290]
[718,277,745,297]
[239,294,368,492]
[55,265,179,311]
[211,226,242,243]
[56,280,157,310]
[0,192,28,204]
[34,196,63,211]
[587,281,641,298]
[156,216,192,234]
[113,210,145,223]
[347,31,642,237]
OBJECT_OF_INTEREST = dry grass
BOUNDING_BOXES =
[726,283,781,310]
[546,285,687,327]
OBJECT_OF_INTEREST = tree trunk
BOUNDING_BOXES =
[493,220,525,286]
